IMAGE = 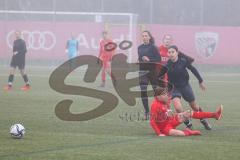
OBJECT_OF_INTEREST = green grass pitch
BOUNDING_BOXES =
[0,66,240,160]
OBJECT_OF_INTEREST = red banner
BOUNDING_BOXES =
[148,25,240,65]
[1,21,240,65]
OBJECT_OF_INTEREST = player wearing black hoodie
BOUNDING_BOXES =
[138,30,161,120]
[166,45,211,130]
[4,31,30,91]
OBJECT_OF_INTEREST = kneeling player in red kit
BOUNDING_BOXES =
[150,86,223,136]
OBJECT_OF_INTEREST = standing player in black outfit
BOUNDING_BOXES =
[138,30,161,120]
[4,31,31,91]
[166,45,211,130]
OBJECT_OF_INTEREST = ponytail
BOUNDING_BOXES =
[179,52,194,64]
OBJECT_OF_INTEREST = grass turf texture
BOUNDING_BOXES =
[0,66,240,160]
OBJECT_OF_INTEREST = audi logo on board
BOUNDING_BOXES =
[7,30,56,50]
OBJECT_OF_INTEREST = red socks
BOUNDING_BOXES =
[183,129,191,136]
[192,111,216,119]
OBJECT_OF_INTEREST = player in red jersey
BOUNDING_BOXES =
[98,31,116,87]
[150,86,223,136]
[159,34,173,65]
[158,34,173,82]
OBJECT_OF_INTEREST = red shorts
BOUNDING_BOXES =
[101,54,112,62]
[162,115,181,135]
[102,60,111,69]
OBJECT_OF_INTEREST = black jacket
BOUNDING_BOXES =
[13,39,27,56]
[138,43,161,70]
[166,56,203,88]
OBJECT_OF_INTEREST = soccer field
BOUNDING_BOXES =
[0,66,240,160]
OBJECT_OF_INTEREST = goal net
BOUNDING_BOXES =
[0,10,138,66]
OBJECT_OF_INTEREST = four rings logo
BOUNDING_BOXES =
[7,30,56,50]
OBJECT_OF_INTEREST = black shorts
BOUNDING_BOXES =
[171,83,195,102]
[139,70,157,89]
[10,54,25,70]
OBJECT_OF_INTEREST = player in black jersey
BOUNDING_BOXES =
[4,31,31,91]
[166,45,212,130]
[138,30,161,120]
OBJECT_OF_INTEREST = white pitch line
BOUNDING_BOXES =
[190,80,240,84]
[0,74,239,84]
